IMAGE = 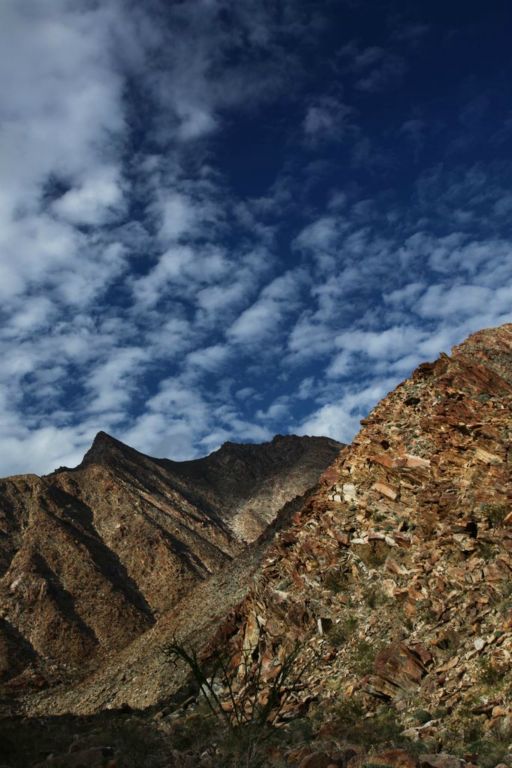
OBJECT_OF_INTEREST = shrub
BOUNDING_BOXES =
[351,639,377,676]
[324,568,349,593]
[331,698,405,748]
[364,586,389,609]
[327,616,358,647]
[478,656,507,686]
[165,633,313,766]
[481,503,508,527]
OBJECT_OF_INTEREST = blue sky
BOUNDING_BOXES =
[1,0,512,475]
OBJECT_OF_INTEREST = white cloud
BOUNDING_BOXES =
[185,344,231,373]
[228,270,305,344]
[86,347,149,415]
[132,244,229,306]
[1,2,512,480]
[297,380,396,444]
[294,216,340,252]
[52,166,126,226]
[383,281,425,307]
[334,326,425,360]
[417,284,492,318]
[339,42,405,92]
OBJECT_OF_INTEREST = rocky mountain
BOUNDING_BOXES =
[3,323,512,768]
[197,322,512,766]
[0,432,341,700]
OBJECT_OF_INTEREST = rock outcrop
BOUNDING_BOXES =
[198,323,512,763]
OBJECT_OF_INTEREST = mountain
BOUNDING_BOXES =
[3,323,512,768]
[0,433,341,699]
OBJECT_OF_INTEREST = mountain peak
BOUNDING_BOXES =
[80,430,133,466]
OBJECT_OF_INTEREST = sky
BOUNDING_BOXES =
[1,0,512,476]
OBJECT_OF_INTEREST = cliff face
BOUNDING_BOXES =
[200,323,512,757]
[0,433,341,695]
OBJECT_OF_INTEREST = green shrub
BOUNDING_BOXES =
[332,699,405,747]
[413,708,432,725]
[364,586,389,609]
[478,657,507,686]
[351,639,377,676]
[327,616,358,647]
[481,503,508,527]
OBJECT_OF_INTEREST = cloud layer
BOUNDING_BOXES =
[1,0,512,474]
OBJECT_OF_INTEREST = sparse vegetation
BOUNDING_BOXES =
[165,634,313,766]
[323,567,349,593]
[477,538,496,560]
[363,584,389,609]
[413,708,432,724]
[481,502,508,527]
[353,541,389,568]
[443,711,510,768]
[330,697,416,750]
[326,614,358,647]
[478,656,508,686]
[350,638,378,676]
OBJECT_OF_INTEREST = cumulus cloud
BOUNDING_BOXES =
[297,380,397,444]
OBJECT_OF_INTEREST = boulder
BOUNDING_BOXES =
[366,643,432,699]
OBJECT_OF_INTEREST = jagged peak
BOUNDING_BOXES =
[80,430,137,466]
[92,430,117,446]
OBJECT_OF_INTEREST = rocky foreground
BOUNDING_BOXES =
[2,323,512,768]
[200,323,512,767]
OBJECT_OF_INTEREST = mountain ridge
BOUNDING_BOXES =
[0,431,341,705]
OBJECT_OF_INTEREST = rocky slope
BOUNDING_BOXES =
[190,323,512,765]
[0,433,341,699]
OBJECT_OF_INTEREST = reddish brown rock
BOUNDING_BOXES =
[369,750,418,768]
[365,642,432,699]
[188,323,512,761]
